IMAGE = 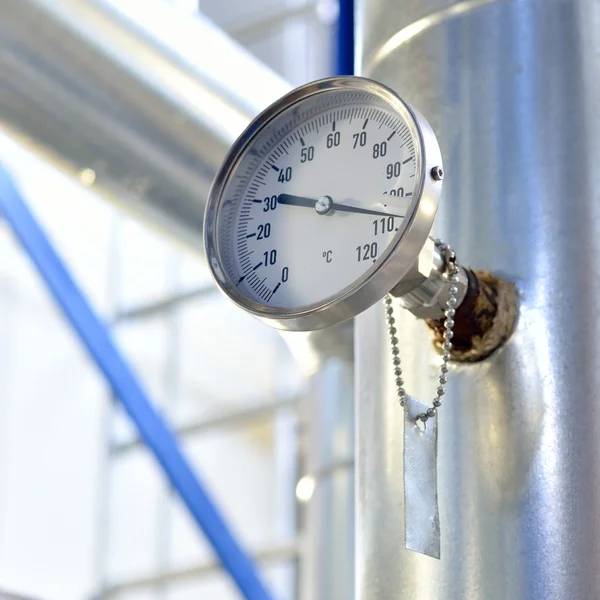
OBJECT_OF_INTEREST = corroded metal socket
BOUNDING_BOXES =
[426,270,518,362]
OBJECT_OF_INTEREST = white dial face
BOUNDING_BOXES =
[214,87,420,311]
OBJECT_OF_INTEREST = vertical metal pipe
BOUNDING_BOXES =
[283,325,354,600]
[356,0,600,599]
[273,404,299,599]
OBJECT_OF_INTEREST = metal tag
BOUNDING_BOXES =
[404,395,440,559]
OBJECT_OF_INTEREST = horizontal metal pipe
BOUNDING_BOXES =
[0,0,289,252]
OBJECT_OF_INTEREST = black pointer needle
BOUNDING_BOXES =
[277,194,315,209]
[277,193,403,218]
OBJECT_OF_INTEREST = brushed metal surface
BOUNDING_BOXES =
[0,0,289,252]
[356,0,600,598]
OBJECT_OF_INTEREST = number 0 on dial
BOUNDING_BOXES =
[204,76,443,331]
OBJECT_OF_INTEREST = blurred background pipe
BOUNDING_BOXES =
[0,0,290,253]
[282,323,354,600]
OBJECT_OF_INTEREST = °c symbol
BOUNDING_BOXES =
[322,250,333,263]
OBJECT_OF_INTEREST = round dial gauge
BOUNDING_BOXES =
[204,76,443,331]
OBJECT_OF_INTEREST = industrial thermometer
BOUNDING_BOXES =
[203,76,516,560]
[204,76,448,332]
[202,76,498,560]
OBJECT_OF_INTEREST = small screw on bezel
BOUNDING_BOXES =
[431,166,444,181]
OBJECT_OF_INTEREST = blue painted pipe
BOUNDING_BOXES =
[0,165,275,600]
[336,0,354,75]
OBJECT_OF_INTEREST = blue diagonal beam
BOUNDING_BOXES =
[0,166,275,600]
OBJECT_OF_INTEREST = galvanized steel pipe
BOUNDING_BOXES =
[356,0,600,599]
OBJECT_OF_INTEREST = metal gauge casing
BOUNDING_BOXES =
[204,76,443,331]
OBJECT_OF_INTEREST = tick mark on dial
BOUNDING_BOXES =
[237,276,245,286]
[362,118,369,130]
[253,262,262,270]
[246,233,256,238]
[402,157,413,164]
[300,136,306,147]
[387,131,396,141]
[271,165,280,171]
[252,199,262,203]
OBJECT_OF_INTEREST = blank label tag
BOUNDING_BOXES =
[404,395,440,559]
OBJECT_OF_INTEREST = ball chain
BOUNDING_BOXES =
[384,239,460,424]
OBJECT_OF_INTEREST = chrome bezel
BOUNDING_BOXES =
[204,76,442,331]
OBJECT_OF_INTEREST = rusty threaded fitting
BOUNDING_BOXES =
[426,269,518,362]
